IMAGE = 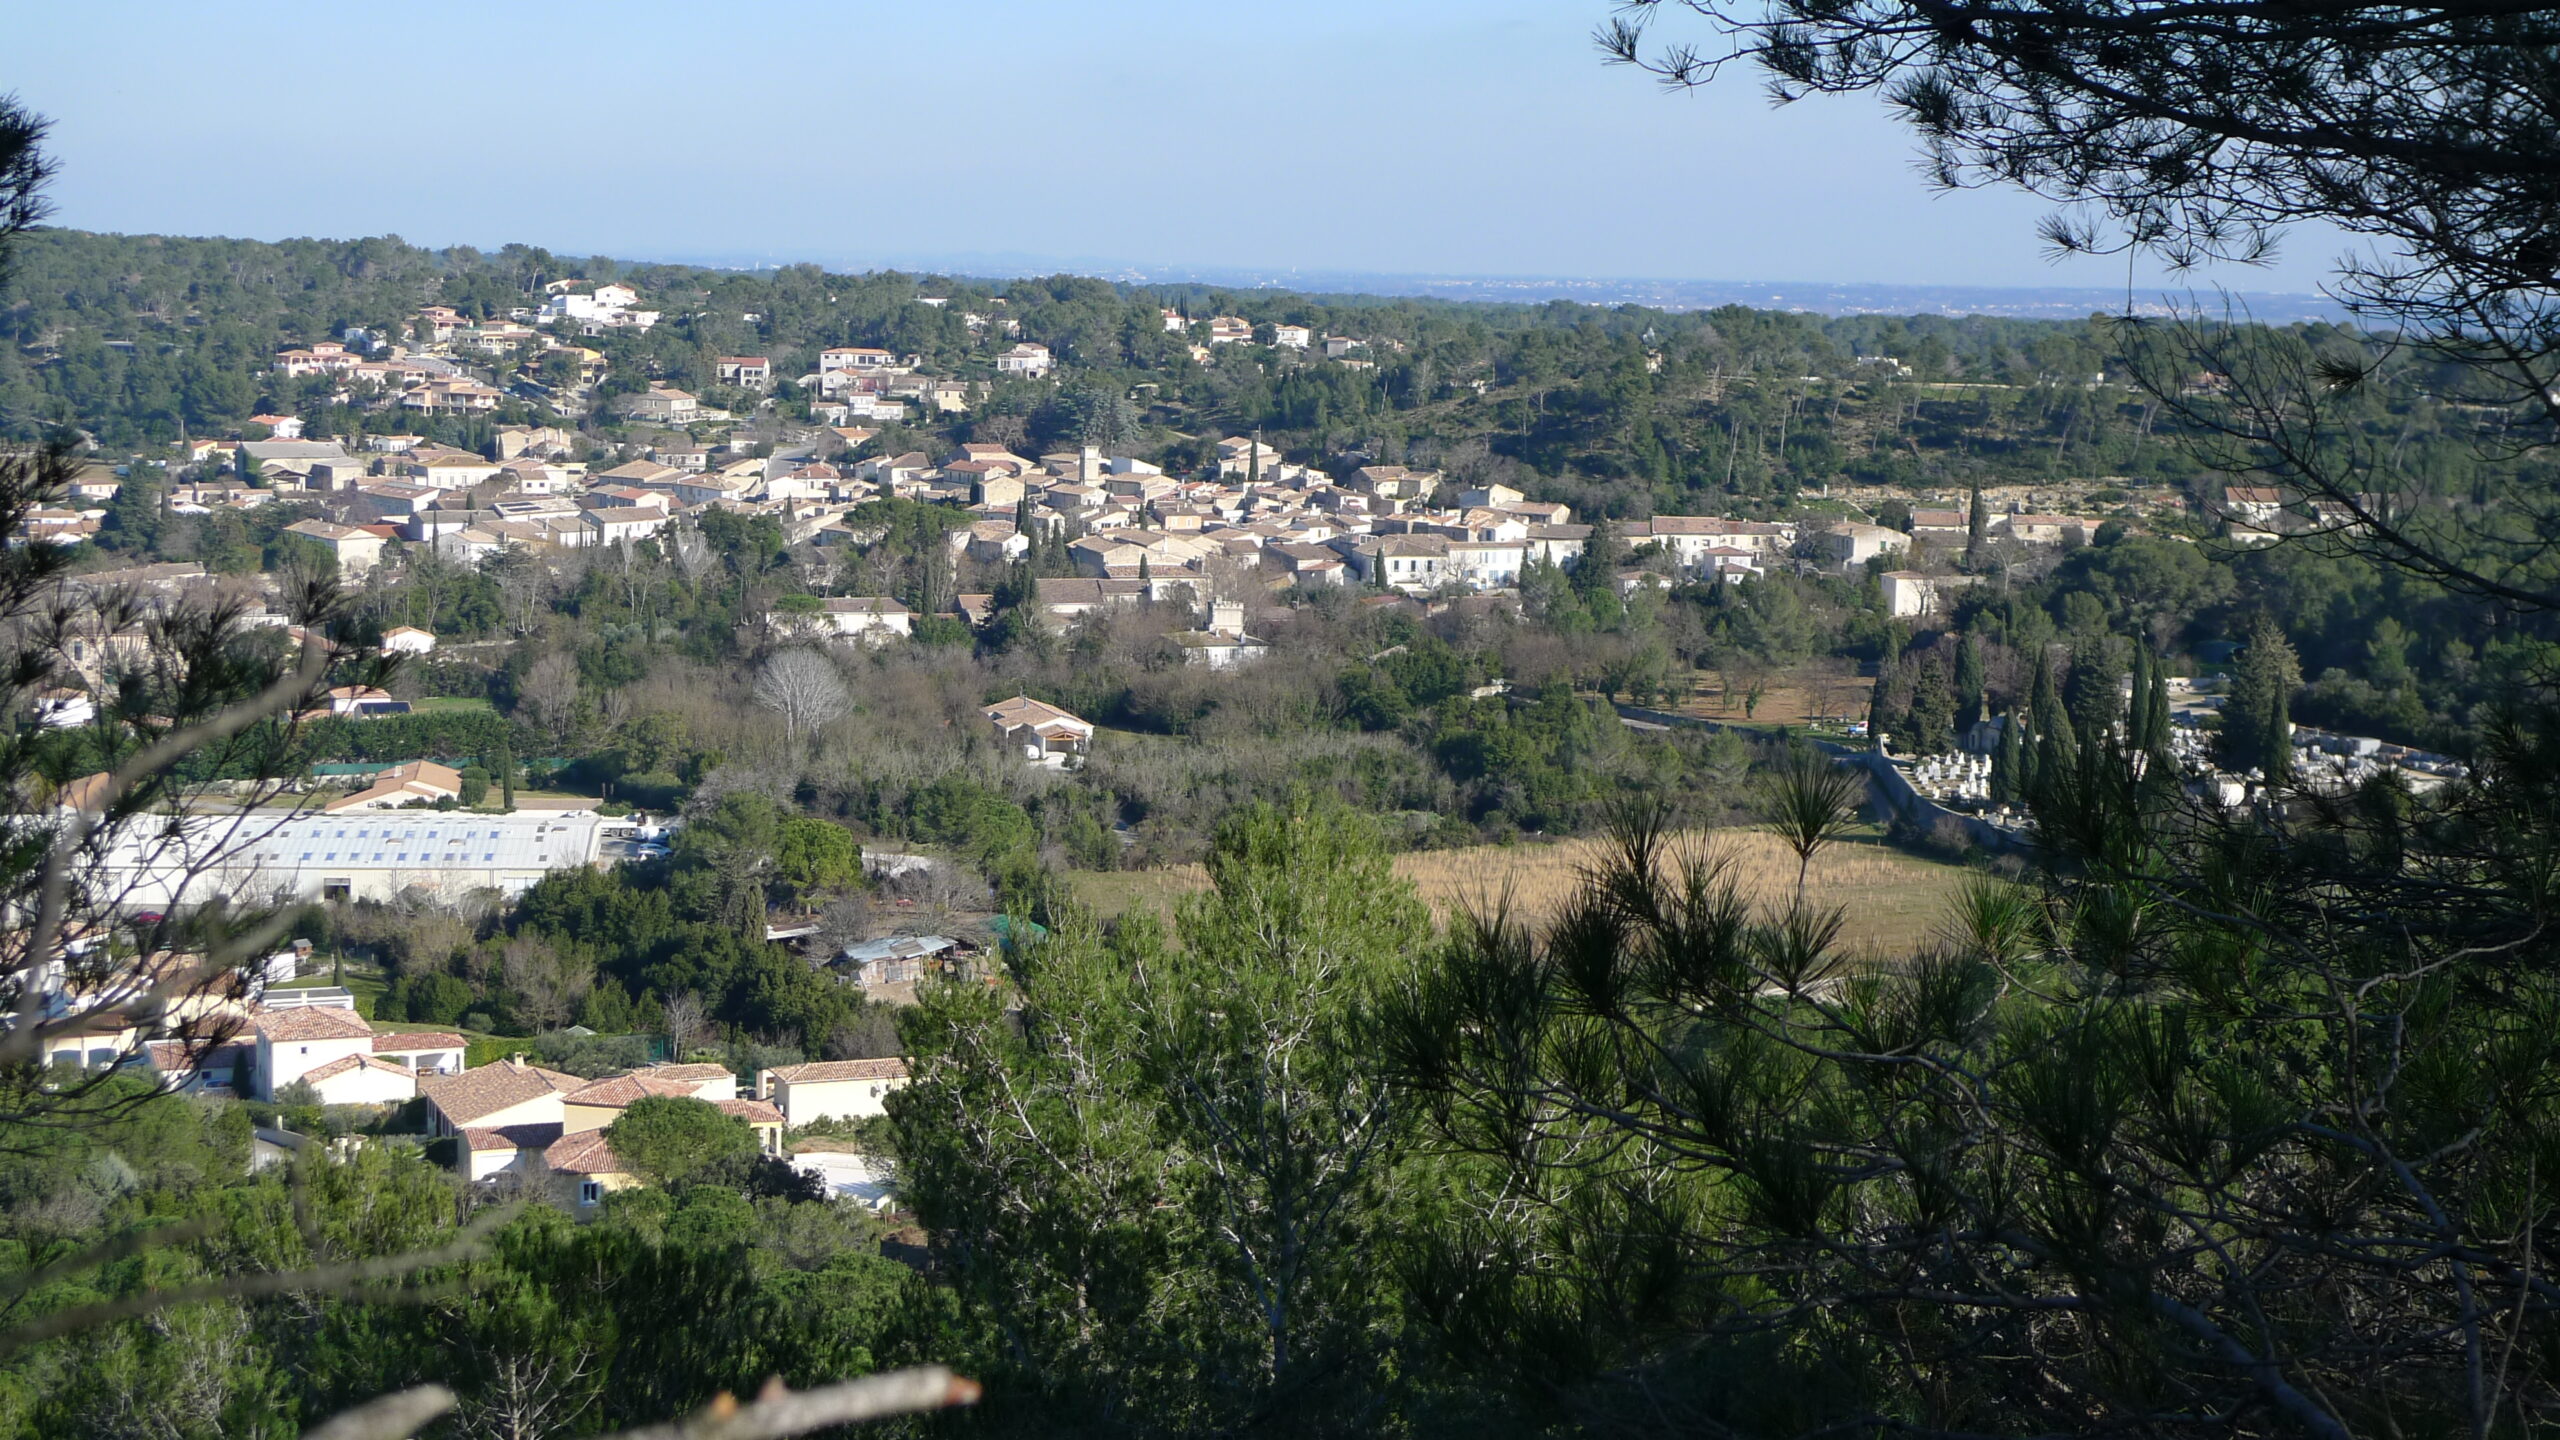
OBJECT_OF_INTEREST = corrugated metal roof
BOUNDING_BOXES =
[840,935,957,964]
[241,814,603,870]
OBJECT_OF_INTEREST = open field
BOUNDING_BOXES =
[1069,827,1975,957]
[1668,664,1869,729]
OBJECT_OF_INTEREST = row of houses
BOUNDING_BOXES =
[49,974,911,1215]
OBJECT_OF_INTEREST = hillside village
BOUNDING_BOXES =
[7,0,2554,1424]
[22,279,2225,619]
[8,273,2468,1226]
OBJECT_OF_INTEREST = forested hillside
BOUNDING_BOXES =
[8,227,2526,522]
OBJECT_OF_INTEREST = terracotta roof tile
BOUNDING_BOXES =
[303,1053,415,1082]
[373,1032,467,1053]
[561,1073,704,1108]
[462,1122,563,1153]
[765,1058,910,1085]
[641,1063,735,1083]
[250,1006,375,1041]
[543,1130,624,1175]
[421,1059,578,1126]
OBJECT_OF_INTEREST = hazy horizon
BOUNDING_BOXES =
[16,0,2362,301]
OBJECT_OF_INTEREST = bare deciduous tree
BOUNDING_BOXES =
[499,935,590,1033]
[665,524,712,584]
[453,1349,597,1440]
[520,651,582,748]
[803,893,875,963]
[753,648,849,744]
[661,990,710,1060]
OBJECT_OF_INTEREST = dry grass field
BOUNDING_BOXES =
[1070,828,1973,958]
[1672,663,1869,728]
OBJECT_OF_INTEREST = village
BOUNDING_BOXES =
[10,276,2460,1227]
[17,277,2212,627]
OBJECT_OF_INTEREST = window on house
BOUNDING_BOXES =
[322,880,351,902]
[579,1180,602,1205]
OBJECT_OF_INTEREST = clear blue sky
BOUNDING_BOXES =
[12,0,2346,292]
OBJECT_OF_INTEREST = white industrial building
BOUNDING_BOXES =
[97,811,612,909]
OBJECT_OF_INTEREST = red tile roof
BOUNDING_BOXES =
[765,1058,910,1084]
[250,1006,374,1042]
[543,1130,625,1175]
[422,1059,579,1126]
[373,1032,467,1053]
[561,1073,707,1109]
[302,1053,415,1082]
[462,1122,564,1154]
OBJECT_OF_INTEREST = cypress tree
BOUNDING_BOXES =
[1992,707,2025,806]
[494,732,517,811]
[1868,671,1897,753]
[2013,703,2038,797]
[2143,654,2174,759]
[1954,633,1986,734]
[1965,482,1990,570]
[2129,640,2150,743]
[2031,652,2078,791]
[2029,651,2066,743]
[1579,519,1626,598]
[2258,686,2294,784]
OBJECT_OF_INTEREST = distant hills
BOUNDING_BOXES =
[647,247,2351,323]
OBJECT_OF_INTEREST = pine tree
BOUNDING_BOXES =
[2065,637,2124,744]
[2222,614,2302,781]
[1907,653,1958,755]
